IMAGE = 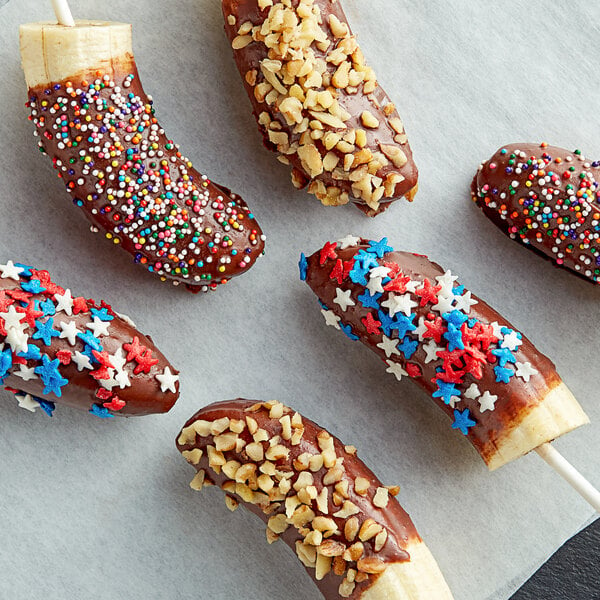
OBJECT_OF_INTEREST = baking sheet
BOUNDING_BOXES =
[0,1,598,598]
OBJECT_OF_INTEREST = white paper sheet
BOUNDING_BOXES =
[0,1,598,598]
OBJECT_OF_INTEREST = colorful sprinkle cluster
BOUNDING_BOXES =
[473,142,600,282]
[0,260,178,417]
[26,72,264,291]
[301,237,539,436]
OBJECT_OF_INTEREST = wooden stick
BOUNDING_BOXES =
[535,443,600,512]
[51,0,75,27]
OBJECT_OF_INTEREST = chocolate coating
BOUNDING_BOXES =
[303,240,562,465]
[26,59,265,292]
[472,142,600,284]
[0,262,178,416]
[177,399,421,599]
[222,0,418,216]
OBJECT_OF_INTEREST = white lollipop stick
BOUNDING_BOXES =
[535,443,600,512]
[51,0,75,27]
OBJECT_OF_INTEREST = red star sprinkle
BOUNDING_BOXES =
[383,274,411,293]
[436,348,465,371]
[361,312,381,335]
[16,301,44,328]
[91,366,112,381]
[103,396,126,411]
[319,241,338,265]
[123,336,145,362]
[383,262,401,278]
[0,291,13,313]
[7,289,32,303]
[30,269,65,296]
[423,317,446,343]
[463,354,485,380]
[329,259,345,284]
[56,350,72,365]
[436,367,465,384]
[72,297,89,315]
[415,278,442,307]
[92,350,115,369]
[96,388,112,400]
[405,363,422,378]
[133,348,159,375]
[343,260,355,280]
[474,323,498,351]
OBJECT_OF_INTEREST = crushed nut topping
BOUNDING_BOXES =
[178,399,405,593]
[225,0,415,213]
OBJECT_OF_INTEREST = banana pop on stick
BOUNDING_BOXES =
[20,1,265,293]
[177,399,453,599]
[300,237,600,510]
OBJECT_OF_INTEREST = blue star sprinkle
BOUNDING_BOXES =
[340,323,359,341]
[0,348,13,383]
[38,399,56,417]
[452,409,476,435]
[77,331,103,352]
[298,253,308,281]
[442,310,469,328]
[390,313,416,338]
[349,263,369,286]
[452,285,465,296]
[398,336,418,360]
[491,347,516,367]
[21,279,46,294]
[39,298,56,316]
[90,307,114,322]
[494,365,514,384]
[18,344,42,361]
[32,318,60,346]
[443,323,465,352]
[14,263,33,277]
[433,379,461,405]
[377,310,395,336]
[89,403,115,419]
[354,250,379,270]
[366,237,393,258]
[34,355,68,398]
[358,290,381,309]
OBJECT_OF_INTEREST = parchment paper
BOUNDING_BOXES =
[0,1,598,599]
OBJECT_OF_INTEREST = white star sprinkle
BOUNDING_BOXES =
[337,234,361,249]
[377,335,400,358]
[109,348,127,372]
[490,321,504,339]
[464,383,481,400]
[321,309,341,329]
[448,396,461,409]
[115,311,137,328]
[431,294,455,314]
[453,290,478,314]
[54,289,74,316]
[59,320,79,346]
[14,365,37,382]
[405,279,419,293]
[478,391,498,412]
[115,370,131,389]
[156,366,179,393]
[6,327,28,353]
[99,371,119,390]
[435,270,458,295]
[381,293,417,317]
[414,316,428,341]
[423,340,443,364]
[73,351,93,371]
[515,361,538,382]
[16,393,40,413]
[333,288,355,312]
[87,316,111,338]
[369,266,391,280]
[0,261,24,281]
[366,276,385,295]
[501,330,523,351]
[0,306,26,330]
[385,360,408,381]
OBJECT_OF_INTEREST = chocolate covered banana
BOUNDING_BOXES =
[222,0,418,216]
[300,237,588,470]
[20,20,265,292]
[0,260,178,417]
[472,142,600,283]
[176,399,453,599]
